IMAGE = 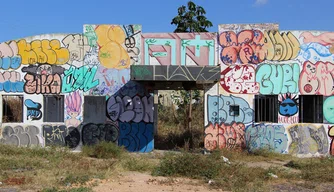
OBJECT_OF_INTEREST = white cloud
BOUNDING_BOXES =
[255,0,268,5]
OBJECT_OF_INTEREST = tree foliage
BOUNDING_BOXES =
[169,1,212,146]
[171,1,213,32]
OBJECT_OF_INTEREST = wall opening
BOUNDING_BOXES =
[255,95,278,123]
[299,95,323,123]
[43,95,64,122]
[155,88,204,151]
[83,96,106,124]
[2,95,23,123]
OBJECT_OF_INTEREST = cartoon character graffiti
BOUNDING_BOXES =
[278,94,298,117]
[323,96,334,123]
[65,91,82,127]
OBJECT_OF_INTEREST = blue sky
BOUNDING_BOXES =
[0,0,333,42]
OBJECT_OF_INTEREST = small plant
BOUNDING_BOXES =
[122,156,155,172]
[59,174,90,186]
[81,141,125,159]
[153,152,224,179]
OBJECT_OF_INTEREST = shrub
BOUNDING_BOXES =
[81,141,125,159]
[152,151,224,179]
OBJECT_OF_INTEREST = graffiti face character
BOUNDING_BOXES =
[279,94,298,117]
[323,96,334,123]
[36,64,52,75]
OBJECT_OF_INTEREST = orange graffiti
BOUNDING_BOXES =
[205,122,245,151]
[95,25,132,69]
[17,39,70,65]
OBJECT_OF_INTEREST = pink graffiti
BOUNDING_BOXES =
[220,65,259,94]
[219,30,265,64]
[299,61,334,96]
[219,30,300,64]
[300,32,334,46]
[205,122,245,151]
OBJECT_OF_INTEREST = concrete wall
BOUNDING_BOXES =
[0,23,333,156]
[205,23,334,157]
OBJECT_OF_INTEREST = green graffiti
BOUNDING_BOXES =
[324,96,334,123]
[152,52,167,57]
[132,66,151,78]
[100,51,111,58]
[84,25,98,47]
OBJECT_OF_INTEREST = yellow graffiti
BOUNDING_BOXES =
[95,25,130,69]
[263,31,300,61]
[17,39,70,65]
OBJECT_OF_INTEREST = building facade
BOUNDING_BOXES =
[0,23,333,156]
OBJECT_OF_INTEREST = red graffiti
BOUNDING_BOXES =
[218,30,300,64]
[299,61,334,96]
[24,74,61,94]
[329,126,334,156]
[205,122,245,151]
[220,65,259,94]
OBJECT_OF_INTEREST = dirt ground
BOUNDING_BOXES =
[92,172,223,192]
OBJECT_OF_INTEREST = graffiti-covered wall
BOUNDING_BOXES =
[0,23,333,156]
[205,23,334,157]
[0,25,154,153]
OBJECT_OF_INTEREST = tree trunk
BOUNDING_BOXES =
[189,90,193,148]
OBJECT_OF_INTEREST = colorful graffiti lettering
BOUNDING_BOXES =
[245,124,288,153]
[329,126,334,156]
[118,122,154,152]
[62,65,99,93]
[65,91,82,127]
[220,65,259,94]
[256,63,300,94]
[62,34,90,63]
[207,94,253,124]
[0,41,21,69]
[81,123,119,146]
[299,61,334,96]
[288,124,329,155]
[107,95,154,123]
[278,94,299,124]
[17,39,70,65]
[1,125,42,146]
[25,99,42,120]
[95,25,141,69]
[205,122,245,151]
[22,64,64,94]
[323,96,334,123]
[0,71,24,93]
[218,30,300,64]
[142,33,215,66]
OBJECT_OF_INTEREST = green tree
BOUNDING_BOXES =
[170,1,212,148]
[171,1,213,32]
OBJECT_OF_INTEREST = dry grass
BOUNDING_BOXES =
[0,142,159,191]
[156,101,204,151]
[2,95,23,123]
[0,138,333,191]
